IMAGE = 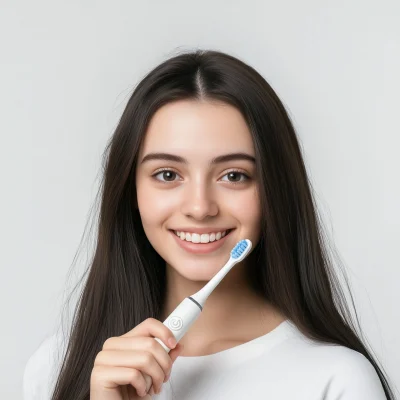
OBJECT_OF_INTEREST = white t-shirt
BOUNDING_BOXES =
[23,319,387,399]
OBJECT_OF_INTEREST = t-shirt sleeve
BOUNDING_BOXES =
[324,350,388,400]
[23,335,60,400]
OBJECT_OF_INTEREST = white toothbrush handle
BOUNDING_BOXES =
[143,297,202,393]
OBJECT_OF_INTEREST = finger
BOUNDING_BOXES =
[102,337,173,377]
[145,343,185,393]
[94,350,165,392]
[140,343,185,393]
[148,343,184,395]
[122,318,177,350]
[126,384,152,399]
[163,343,184,383]
[91,365,148,397]
[169,343,185,364]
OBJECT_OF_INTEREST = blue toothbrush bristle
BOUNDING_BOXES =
[231,240,248,259]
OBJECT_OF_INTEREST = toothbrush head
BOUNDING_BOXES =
[230,239,252,262]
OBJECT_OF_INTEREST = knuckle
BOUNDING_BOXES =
[147,338,158,351]
[93,351,104,366]
[102,337,115,350]
[90,365,105,385]
[129,368,141,383]
[142,351,153,365]
[91,365,100,377]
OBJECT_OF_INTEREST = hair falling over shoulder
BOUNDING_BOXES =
[51,49,396,400]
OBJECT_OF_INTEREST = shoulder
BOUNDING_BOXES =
[281,323,387,399]
[323,346,387,399]
[23,333,64,400]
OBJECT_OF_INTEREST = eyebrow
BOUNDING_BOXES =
[140,152,256,166]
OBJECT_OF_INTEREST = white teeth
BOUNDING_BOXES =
[200,234,208,243]
[175,230,229,243]
[192,233,201,243]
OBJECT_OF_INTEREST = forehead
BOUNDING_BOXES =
[139,100,255,159]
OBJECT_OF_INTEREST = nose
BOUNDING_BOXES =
[180,180,219,220]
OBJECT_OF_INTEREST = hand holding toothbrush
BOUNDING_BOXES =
[90,318,184,399]
[90,239,252,399]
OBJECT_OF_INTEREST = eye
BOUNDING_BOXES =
[220,170,250,184]
[152,169,181,183]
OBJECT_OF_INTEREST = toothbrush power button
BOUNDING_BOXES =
[167,316,183,331]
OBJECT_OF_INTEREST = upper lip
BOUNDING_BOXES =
[170,227,234,234]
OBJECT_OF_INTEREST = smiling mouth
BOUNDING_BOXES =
[169,228,235,254]
[170,229,234,242]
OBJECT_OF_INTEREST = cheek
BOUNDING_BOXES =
[227,188,261,226]
[136,184,175,228]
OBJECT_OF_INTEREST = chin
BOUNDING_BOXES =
[167,258,224,280]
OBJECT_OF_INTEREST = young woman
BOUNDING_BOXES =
[24,50,396,400]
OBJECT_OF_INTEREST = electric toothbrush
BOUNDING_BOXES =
[144,239,253,394]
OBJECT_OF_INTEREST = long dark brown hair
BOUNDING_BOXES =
[51,49,396,399]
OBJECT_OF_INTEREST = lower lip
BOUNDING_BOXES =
[169,230,234,254]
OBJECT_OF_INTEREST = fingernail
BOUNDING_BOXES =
[168,337,177,348]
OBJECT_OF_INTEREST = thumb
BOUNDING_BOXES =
[169,343,185,363]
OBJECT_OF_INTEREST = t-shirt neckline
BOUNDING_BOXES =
[176,319,294,362]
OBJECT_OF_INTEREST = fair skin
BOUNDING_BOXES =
[90,99,286,399]
[135,99,286,357]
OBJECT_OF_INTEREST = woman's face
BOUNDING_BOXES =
[135,99,261,281]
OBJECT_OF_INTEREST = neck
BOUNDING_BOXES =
[161,261,286,356]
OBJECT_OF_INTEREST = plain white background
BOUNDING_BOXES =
[1,0,399,398]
